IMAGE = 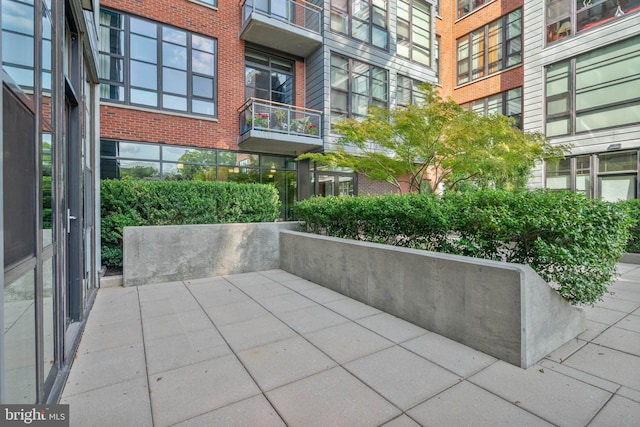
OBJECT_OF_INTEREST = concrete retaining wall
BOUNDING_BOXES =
[279,231,585,368]
[123,222,301,287]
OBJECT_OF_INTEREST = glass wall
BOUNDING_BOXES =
[100,140,298,219]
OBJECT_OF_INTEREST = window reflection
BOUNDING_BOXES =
[2,0,36,91]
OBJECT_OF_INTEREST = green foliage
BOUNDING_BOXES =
[619,199,640,253]
[101,180,280,268]
[296,190,631,305]
[298,84,567,193]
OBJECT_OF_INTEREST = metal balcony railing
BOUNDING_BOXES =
[241,0,322,35]
[239,98,322,139]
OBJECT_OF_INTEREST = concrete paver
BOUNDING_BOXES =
[61,264,640,426]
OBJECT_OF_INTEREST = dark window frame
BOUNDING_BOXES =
[330,0,389,50]
[244,48,295,105]
[464,87,523,129]
[397,0,432,67]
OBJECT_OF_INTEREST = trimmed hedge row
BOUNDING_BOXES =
[621,199,640,253]
[295,190,632,305]
[101,180,280,268]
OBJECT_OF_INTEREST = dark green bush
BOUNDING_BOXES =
[296,190,631,305]
[620,199,640,253]
[101,180,280,268]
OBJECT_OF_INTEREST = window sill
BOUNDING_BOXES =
[454,64,522,90]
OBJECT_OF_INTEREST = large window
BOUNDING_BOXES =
[462,87,522,128]
[330,54,388,126]
[457,0,491,19]
[330,0,388,49]
[456,9,521,85]
[99,9,216,116]
[245,49,294,105]
[545,35,640,137]
[396,75,425,107]
[100,141,298,219]
[397,0,431,66]
[546,0,640,44]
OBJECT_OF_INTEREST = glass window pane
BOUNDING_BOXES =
[131,61,157,89]
[163,27,186,45]
[3,32,35,67]
[163,68,187,95]
[353,20,369,42]
[131,88,158,106]
[130,17,156,37]
[192,34,215,53]
[331,90,348,111]
[99,55,123,82]
[193,75,214,98]
[192,99,215,115]
[331,11,349,33]
[192,50,214,75]
[119,160,161,179]
[100,83,125,101]
[600,175,636,202]
[130,34,157,62]
[163,43,186,70]
[163,94,187,111]
[43,258,54,380]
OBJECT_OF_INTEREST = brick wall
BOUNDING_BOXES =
[100,0,306,150]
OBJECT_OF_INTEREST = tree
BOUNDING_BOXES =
[298,84,567,193]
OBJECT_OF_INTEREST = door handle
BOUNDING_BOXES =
[67,209,77,232]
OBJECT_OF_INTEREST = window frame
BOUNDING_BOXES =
[456,9,522,86]
[464,87,523,129]
[396,0,432,67]
[98,8,217,117]
[396,75,425,108]
[244,48,295,105]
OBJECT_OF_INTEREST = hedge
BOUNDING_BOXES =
[101,180,280,268]
[295,190,631,305]
[620,199,640,253]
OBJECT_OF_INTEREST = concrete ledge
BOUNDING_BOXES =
[123,222,301,287]
[621,252,640,264]
[100,275,123,288]
[279,231,585,369]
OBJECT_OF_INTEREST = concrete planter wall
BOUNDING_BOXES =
[123,222,301,287]
[279,230,585,369]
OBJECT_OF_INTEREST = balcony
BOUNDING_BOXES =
[240,0,323,57]
[238,98,322,155]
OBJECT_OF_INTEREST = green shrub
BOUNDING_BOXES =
[620,199,640,253]
[296,190,631,305]
[101,180,280,268]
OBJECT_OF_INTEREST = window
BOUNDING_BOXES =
[456,9,521,85]
[599,151,638,201]
[330,54,388,126]
[397,0,431,66]
[397,75,425,107]
[546,0,640,44]
[331,0,388,49]
[245,49,294,105]
[194,0,217,7]
[457,0,490,19]
[434,35,440,81]
[545,155,592,196]
[99,9,216,116]
[463,87,522,128]
[545,35,640,137]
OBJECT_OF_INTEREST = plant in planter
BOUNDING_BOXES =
[274,109,288,130]
[291,116,318,135]
[248,112,269,129]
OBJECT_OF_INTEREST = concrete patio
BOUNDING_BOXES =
[61,264,640,426]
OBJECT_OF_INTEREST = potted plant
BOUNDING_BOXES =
[248,112,269,129]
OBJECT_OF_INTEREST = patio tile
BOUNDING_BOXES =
[299,286,348,304]
[183,276,229,286]
[380,415,421,427]
[607,288,640,303]
[544,338,588,363]
[345,346,461,410]
[563,343,640,390]
[148,354,260,427]
[356,312,428,344]
[588,395,640,427]
[76,318,143,354]
[174,395,285,427]
[203,299,269,326]
[278,278,321,292]
[619,386,640,404]
[136,281,186,303]
[582,306,628,325]
[224,272,277,288]
[61,376,152,427]
[593,326,640,356]
[236,336,337,391]
[538,359,619,393]
[186,281,250,308]
[323,297,382,320]
[611,280,640,293]
[408,381,553,427]
[305,322,394,364]
[259,269,301,282]
[256,291,318,315]
[140,309,213,341]
[615,313,640,333]
[276,304,349,335]
[144,327,231,375]
[578,319,610,342]
[401,333,497,377]
[87,296,140,326]
[63,344,146,397]
[218,314,297,352]
[469,360,612,427]
[139,295,201,319]
[266,367,400,427]
[596,295,640,313]
[237,282,292,299]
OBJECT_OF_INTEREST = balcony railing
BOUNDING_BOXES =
[239,98,322,139]
[241,0,322,35]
